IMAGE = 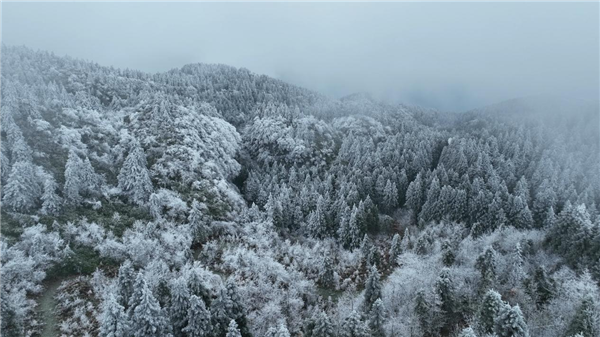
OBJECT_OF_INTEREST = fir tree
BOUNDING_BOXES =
[2,160,40,212]
[435,268,457,325]
[170,278,191,337]
[130,278,170,337]
[118,141,153,205]
[478,289,503,335]
[183,295,212,337]
[339,310,370,337]
[368,298,386,337]
[565,296,598,337]
[99,293,130,337]
[188,271,211,306]
[226,319,242,337]
[458,327,478,337]
[41,175,62,215]
[389,233,402,266]
[362,265,382,313]
[311,311,335,337]
[494,303,529,337]
[117,260,135,309]
[189,199,209,243]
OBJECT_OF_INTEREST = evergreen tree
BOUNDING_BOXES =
[211,287,233,336]
[405,174,424,216]
[99,293,130,337]
[0,290,24,337]
[339,310,370,337]
[565,296,598,337]
[189,200,209,243]
[226,319,242,337]
[226,278,250,337]
[389,233,402,266]
[274,322,291,337]
[2,160,40,212]
[367,246,382,270]
[41,175,62,215]
[183,295,212,337]
[362,265,382,313]
[118,141,154,205]
[130,278,170,337]
[383,179,398,213]
[507,243,526,288]
[64,150,84,204]
[414,289,431,335]
[435,268,457,324]
[476,247,498,292]
[188,271,211,306]
[494,303,529,337]
[478,289,503,335]
[318,255,335,288]
[368,298,386,337]
[117,260,135,309]
[441,240,456,267]
[526,266,554,308]
[458,327,478,337]
[170,278,191,337]
[311,311,335,337]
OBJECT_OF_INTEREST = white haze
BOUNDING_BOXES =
[2,2,598,111]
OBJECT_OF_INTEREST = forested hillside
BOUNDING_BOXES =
[1,45,599,337]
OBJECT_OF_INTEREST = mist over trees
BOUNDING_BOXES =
[1,45,599,337]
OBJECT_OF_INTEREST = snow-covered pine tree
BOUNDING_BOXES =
[64,150,83,204]
[170,278,191,337]
[183,295,212,337]
[99,292,130,337]
[478,289,503,335]
[311,311,335,337]
[565,296,598,337]
[494,303,529,337]
[118,140,153,206]
[41,175,62,215]
[362,265,382,313]
[339,310,370,337]
[130,278,170,337]
[389,233,401,265]
[2,160,41,212]
[458,326,478,337]
[117,260,135,309]
[226,319,242,337]
[368,298,386,337]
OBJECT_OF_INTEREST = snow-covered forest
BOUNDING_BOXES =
[1,45,599,337]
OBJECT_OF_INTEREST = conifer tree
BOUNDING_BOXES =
[478,289,503,335]
[118,141,153,205]
[383,179,398,213]
[226,319,242,337]
[64,150,84,204]
[362,265,382,313]
[130,278,170,337]
[99,293,130,337]
[389,233,402,265]
[2,160,41,212]
[170,278,191,337]
[476,247,498,292]
[183,295,212,337]
[458,327,478,337]
[435,268,457,324]
[312,311,335,337]
[368,298,386,337]
[188,271,211,306]
[565,296,598,337]
[339,310,370,337]
[494,303,529,337]
[41,176,62,215]
[117,260,135,309]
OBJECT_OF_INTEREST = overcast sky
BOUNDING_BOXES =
[2,2,598,111]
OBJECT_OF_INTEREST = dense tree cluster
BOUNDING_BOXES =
[1,46,599,337]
